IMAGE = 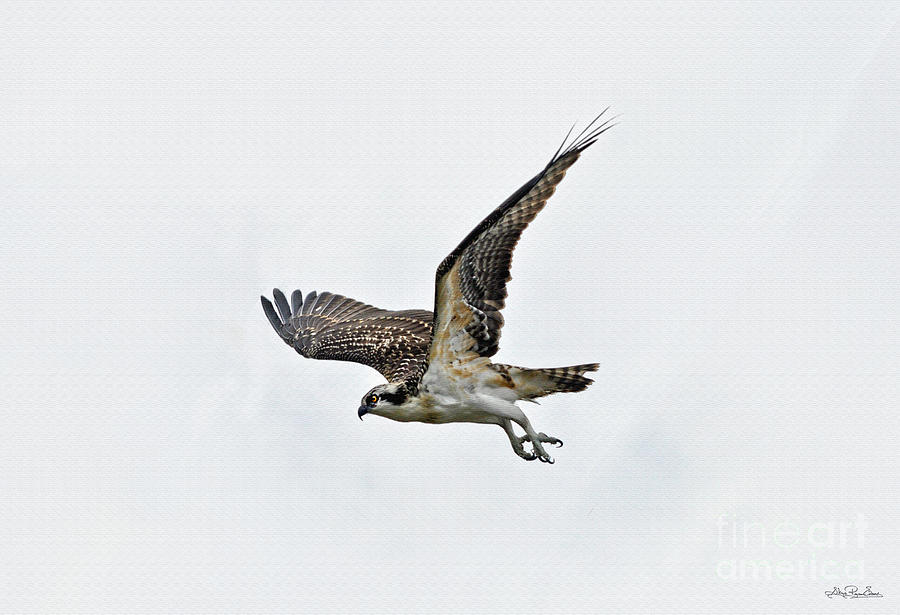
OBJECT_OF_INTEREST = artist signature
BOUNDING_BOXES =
[826,585,883,599]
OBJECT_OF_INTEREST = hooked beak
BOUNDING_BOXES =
[358,406,368,420]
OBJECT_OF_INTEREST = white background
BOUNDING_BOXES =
[2,2,898,613]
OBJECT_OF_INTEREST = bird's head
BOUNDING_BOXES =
[358,382,410,420]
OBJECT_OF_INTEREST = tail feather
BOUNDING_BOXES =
[493,363,599,399]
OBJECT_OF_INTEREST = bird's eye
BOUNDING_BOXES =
[368,394,378,406]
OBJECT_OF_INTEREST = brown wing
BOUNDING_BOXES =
[262,289,433,382]
[412,112,614,388]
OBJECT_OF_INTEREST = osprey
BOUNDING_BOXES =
[262,111,614,463]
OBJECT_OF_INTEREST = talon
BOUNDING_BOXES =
[509,428,561,462]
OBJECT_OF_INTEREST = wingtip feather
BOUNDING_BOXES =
[554,108,618,162]
[261,295,284,334]
[272,288,291,322]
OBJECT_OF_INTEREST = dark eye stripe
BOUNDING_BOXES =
[380,389,407,405]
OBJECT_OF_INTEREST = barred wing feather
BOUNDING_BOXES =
[412,111,615,388]
[262,289,433,382]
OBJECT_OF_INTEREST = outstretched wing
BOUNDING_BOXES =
[261,289,434,382]
[411,112,614,387]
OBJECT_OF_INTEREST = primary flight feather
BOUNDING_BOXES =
[261,111,615,462]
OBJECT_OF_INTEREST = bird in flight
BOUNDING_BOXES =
[262,111,614,463]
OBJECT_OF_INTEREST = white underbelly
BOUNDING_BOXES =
[411,389,515,424]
